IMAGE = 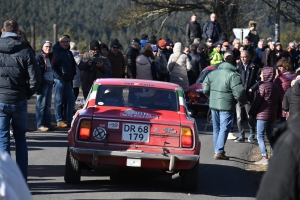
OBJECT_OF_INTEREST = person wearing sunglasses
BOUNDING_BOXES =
[107,39,125,78]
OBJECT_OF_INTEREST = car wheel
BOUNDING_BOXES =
[181,161,199,191]
[64,148,81,184]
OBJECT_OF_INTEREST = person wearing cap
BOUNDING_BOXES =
[35,40,54,132]
[79,40,111,100]
[107,39,125,78]
[0,19,41,180]
[209,42,223,66]
[52,35,76,128]
[185,14,202,46]
[263,41,277,68]
[274,59,296,122]
[163,38,173,62]
[125,38,140,78]
[188,43,204,86]
[203,38,214,65]
[203,13,222,43]
[157,39,168,82]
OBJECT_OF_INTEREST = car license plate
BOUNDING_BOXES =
[122,123,150,142]
[126,158,141,167]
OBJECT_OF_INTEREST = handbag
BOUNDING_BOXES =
[168,54,182,74]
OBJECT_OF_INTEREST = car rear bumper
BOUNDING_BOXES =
[186,101,209,106]
[70,147,199,172]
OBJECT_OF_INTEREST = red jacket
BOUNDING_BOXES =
[249,67,282,122]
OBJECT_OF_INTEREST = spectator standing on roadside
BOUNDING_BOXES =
[157,39,169,82]
[70,42,81,101]
[263,41,277,68]
[107,39,126,78]
[125,38,140,78]
[203,54,247,160]
[167,42,192,91]
[0,19,41,180]
[35,40,54,132]
[248,67,281,165]
[274,59,296,122]
[140,34,149,53]
[52,35,76,128]
[209,42,223,66]
[136,45,155,80]
[164,38,174,62]
[243,36,257,62]
[79,40,111,100]
[255,40,265,68]
[186,14,202,46]
[247,21,260,47]
[203,13,222,43]
[188,43,204,86]
[234,50,259,143]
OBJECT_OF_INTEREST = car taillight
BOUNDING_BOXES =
[79,120,91,140]
[181,127,193,148]
[188,93,196,99]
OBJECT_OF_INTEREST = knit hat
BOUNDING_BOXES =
[90,40,100,50]
[110,39,120,47]
[166,38,173,46]
[213,42,222,48]
[149,35,157,45]
[132,38,140,45]
[206,38,213,43]
[158,39,167,47]
[41,40,51,48]
[198,43,207,51]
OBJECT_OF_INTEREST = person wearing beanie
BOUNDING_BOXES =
[164,38,174,62]
[52,35,76,128]
[125,38,140,78]
[35,40,54,132]
[156,39,168,81]
[107,39,126,78]
[79,39,111,100]
[249,67,281,165]
[209,43,223,66]
[185,14,202,46]
[149,35,157,45]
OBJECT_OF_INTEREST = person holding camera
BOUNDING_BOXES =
[79,40,111,100]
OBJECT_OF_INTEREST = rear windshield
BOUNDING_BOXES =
[95,86,179,111]
[196,70,213,84]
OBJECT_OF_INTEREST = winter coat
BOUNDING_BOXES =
[274,72,296,117]
[255,47,264,67]
[136,54,154,80]
[249,67,281,122]
[78,51,111,92]
[257,115,300,200]
[186,21,202,45]
[209,48,223,66]
[247,21,260,47]
[52,42,76,82]
[107,50,126,78]
[244,44,257,62]
[163,49,173,62]
[263,48,277,68]
[188,51,203,79]
[283,81,300,117]
[203,62,247,111]
[0,33,41,103]
[202,20,222,42]
[167,42,192,91]
[35,50,53,85]
[125,46,140,78]
[236,61,259,102]
[157,48,168,74]
[71,50,81,88]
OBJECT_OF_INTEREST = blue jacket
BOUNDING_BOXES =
[0,33,41,102]
[52,42,76,82]
[202,20,222,42]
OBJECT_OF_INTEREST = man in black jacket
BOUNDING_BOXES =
[188,44,204,85]
[185,14,202,46]
[0,19,41,181]
[202,13,222,43]
[234,50,259,143]
[263,41,277,68]
[125,38,140,78]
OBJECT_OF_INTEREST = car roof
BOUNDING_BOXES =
[94,78,182,90]
[203,65,216,71]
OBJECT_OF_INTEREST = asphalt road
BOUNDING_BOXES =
[10,95,259,200]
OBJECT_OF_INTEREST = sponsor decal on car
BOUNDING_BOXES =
[93,126,107,140]
[108,122,119,129]
[120,110,158,119]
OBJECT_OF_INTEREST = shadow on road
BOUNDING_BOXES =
[29,163,258,198]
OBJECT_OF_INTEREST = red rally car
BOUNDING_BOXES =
[64,79,201,191]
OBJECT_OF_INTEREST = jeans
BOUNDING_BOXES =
[211,110,234,154]
[0,99,28,180]
[257,120,274,157]
[53,79,75,123]
[36,83,53,127]
[236,103,256,137]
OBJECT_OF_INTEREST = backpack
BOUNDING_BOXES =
[147,58,160,80]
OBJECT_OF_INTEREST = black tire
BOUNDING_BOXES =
[181,161,199,191]
[64,148,81,184]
